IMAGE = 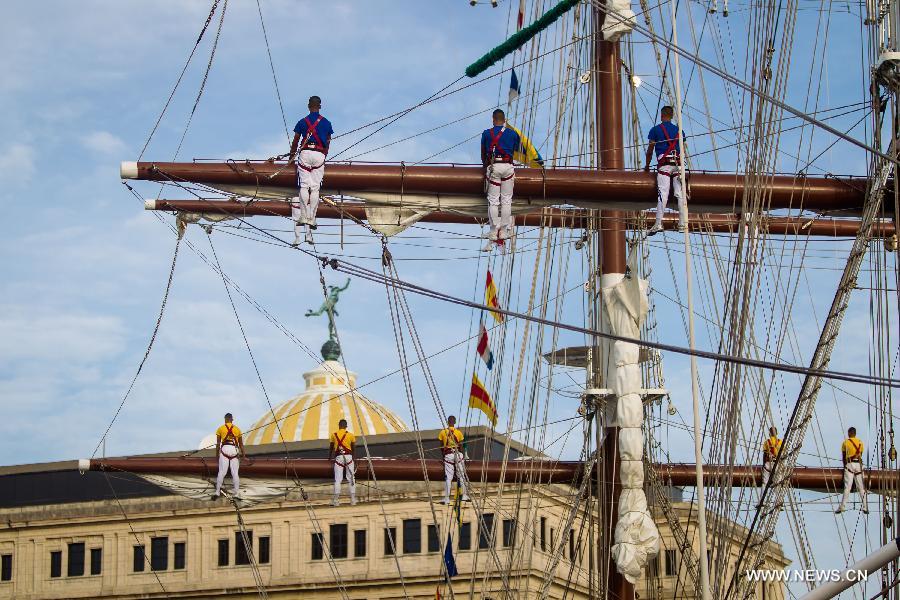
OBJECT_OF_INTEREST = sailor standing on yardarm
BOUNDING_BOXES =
[481,109,521,252]
[213,413,246,500]
[329,418,357,506]
[760,426,781,489]
[289,95,334,246]
[835,426,869,514]
[644,106,687,234]
[438,416,469,504]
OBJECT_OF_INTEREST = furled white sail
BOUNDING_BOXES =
[135,474,298,508]
[602,251,660,583]
[601,0,636,41]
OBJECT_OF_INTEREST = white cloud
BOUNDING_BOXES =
[0,309,125,364]
[0,143,35,184]
[82,130,127,155]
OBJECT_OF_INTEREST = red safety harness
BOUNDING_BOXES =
[442,427,463,482]
[487,126,513,165]
[846,439,862,462]
[334,431,352,456]
[333,431,354,481]
[300,116,328,157]
[219,424,239,466]
[656,123,681,168]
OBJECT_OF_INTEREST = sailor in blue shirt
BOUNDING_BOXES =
[288,95,334,245]
[481,109,521,252]
[643,106,687,234]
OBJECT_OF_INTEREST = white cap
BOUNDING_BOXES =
[78,459,91,474]
[120,161,139,179]
[144,199,156,210]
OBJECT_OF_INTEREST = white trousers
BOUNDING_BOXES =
[292,150,326,233]
[838,462,867,510]
[333,454,356,500]
[486,163,515,234]
[655,164,686,227]
[443,451,467,499]
[761,461,773,488]
[216,445,240,495]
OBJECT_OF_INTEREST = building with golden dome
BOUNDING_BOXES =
[244,358,409,445]
[0,338,788,599]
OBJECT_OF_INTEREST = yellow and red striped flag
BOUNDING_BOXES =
[485,270,503,323]
[469,373,499,426]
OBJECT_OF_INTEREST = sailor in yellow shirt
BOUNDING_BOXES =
[836,426,868,514]
[438,415,469,504]
[761,426,782,489]
[214,413,246,499]
[329,419,356,506]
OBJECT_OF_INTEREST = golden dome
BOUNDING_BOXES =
[244,360,409,445]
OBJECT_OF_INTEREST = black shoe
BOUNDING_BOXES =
[211,494,220,501]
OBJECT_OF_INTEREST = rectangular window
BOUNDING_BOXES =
[568,530,575,561]
[478,513,495,550]
[550,528,555,550]
[133,545,146,573]
[383,527,397,556]
[354,530,367,558]
[647,553,659,577]
[502,519,516,548]
[403,519,421,554]
[330,524,348,559]
[258,537,270,565]
[1,554,11,581]
[427,524,440,553]
[459,522,472,550]
[540,517,546,551]
[150,537,168,571]
[50,551,62,578]
[311,533,324,561]
[664,549,677,577]
[90,548,102,576]
[235,531,253,566]
[173,542,186,570]
[217,539,229,567]
[67,542,85,577]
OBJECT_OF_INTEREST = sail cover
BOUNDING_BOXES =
[135,474,300,508]
[602,251,660,582]
[601,0,636,41]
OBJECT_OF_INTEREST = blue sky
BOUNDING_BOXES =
[1,0,894,594]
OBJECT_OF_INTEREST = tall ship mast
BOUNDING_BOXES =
[5,0,900,599]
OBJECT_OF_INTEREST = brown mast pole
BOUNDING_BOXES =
[594,3,633,598]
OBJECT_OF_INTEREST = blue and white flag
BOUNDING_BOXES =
[508,69,521,104]
[444,534,458,577]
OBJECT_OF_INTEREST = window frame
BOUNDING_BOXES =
[90,548,102,576]
[383,527,397,556]
[502,519,516,548]
[330,524,349,559]
[67,542,85,577]
[150,536,168,572]
[459,522,472,551]
[173,542,186,570]
[133,545,146,573]
[217,539,229,567]
[50,550,62,578]
[258,536,270,565]
[427,524,440,553]
[235,531,253,566]
[311,533,324,561]
[402,519,422,554]
[354,529,367,558]
[1,554,12,581]
[478,513,495,550]
[664,548,678,577]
